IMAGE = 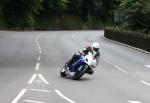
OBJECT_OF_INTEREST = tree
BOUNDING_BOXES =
[119,0,150,33]
[80,0,102,28]
[98,0,119,21]
[41,0,69,16]
[67,0,82,15]
[2,0,42,29]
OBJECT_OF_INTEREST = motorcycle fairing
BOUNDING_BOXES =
[68,56,85,72]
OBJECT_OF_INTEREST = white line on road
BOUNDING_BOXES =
[114,65,128,74]
[140,81,150,87]
[38,74,49,84]
[39,50,42,55]
[11,89,27,103]
[36,36,42,55]
[144,65,150,68]
[128,101,142,103]
[38,56,41,61]
[24,100,45,103]
[35,62,40,70]
[30,89,51,93]
[38,46,41,50]
[54,90,76,103]
[28,74,37,84]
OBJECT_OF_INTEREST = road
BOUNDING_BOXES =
[0,31,150,103]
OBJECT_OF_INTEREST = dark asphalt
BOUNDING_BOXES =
[0,31,150,103]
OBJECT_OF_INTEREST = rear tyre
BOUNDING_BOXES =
[60,66,67,77]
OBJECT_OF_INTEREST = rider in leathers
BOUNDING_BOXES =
[68,42,100,74]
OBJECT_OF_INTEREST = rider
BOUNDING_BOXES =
[67,42,100,74]
[88,42,100,64]
[85,42,100,74]
[67,47,89,65]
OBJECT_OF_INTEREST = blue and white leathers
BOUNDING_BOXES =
[68,56,85,72]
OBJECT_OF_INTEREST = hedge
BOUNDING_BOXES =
[104,28,150,52]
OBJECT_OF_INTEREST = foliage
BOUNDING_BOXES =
[79,0,102,20]
[0,0,120,30]
[104,28,150,51]
[119,0,150,33]
[1,0,42,29]
[41,0,69,16]
[34,15,84,30]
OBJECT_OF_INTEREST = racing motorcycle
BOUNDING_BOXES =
[60,52,97,80]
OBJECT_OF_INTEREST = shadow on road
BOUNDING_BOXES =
[58,76,92,82]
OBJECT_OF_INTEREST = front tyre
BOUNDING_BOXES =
[60,66,67,77]
[73,65,88,80]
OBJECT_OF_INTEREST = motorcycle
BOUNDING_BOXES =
[60,52,97,80]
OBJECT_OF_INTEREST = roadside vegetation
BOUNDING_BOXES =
[105,28,150,52]
[0,0,149,32]
[0,0,118,30]
[104,0,150,51]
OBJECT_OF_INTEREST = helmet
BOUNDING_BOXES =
[92,42,100,52]
[82,48,89,55]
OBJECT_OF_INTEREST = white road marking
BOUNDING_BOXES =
[38,56,41,61]
[140,81,150,87]
[128,101,142,103]
[144,65,150,68]
[35,62,40,70]
[24,100,45,103]
[38,46,41,50]
[30,89,51,93]
[36,36,42,55]
[28,74,37,84]
[11,89,27,103]
[38,74,49,84]
[39,50,42,54]
[114,65,128,74]
[54,90,76,103]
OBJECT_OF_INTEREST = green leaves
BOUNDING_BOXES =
[119,0,150,33]
[2,0,43,29]
[105,28,150,51]
[0,0,120,30]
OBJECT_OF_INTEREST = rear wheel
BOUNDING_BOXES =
[60,66,67,77]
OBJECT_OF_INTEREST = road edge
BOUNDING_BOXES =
[104,37,150,55]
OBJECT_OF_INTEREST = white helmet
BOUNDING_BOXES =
[92,42,100,51]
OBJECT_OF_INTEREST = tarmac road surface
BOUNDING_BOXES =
[0,31,150,103]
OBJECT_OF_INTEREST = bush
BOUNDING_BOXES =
[34,15,86,30]
[104,28,150,52]
[119,0,150,33]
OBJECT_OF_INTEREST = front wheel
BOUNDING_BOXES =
[73,65,88,80]
[60,66,67,77]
